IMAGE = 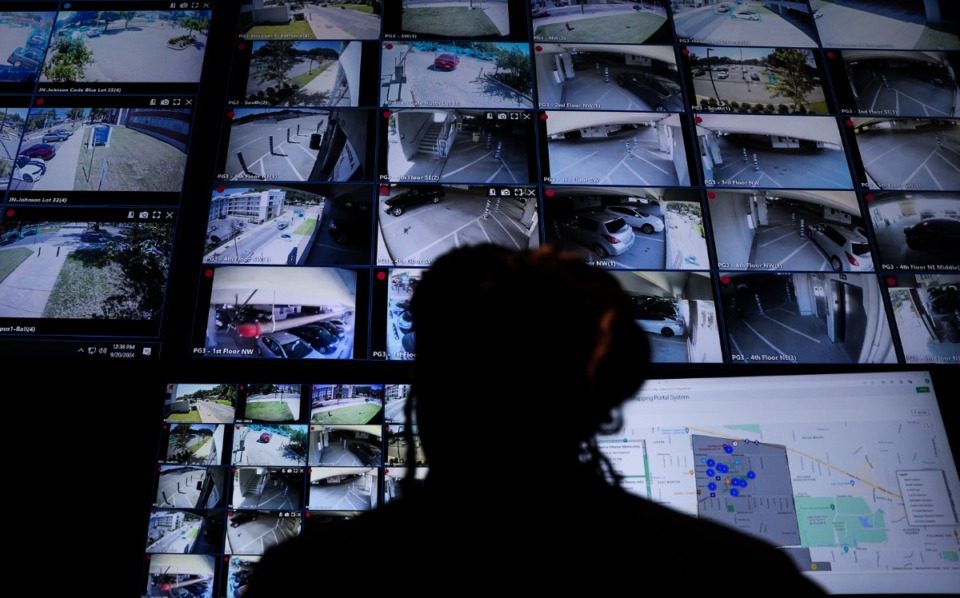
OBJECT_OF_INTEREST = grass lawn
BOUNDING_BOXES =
[166,412,201,423]
[245,21,315,39]
[0,247,32,285]
[535,12,665,43]
[210,399,234,407]
[245,401,295,422]
[806,100,829,115]
[289,61,331,89]
[341,4,374,13]
[294,218,317,235]
[42,247,125,318]
[189,436,210,454]
[402,7,499,37]
[74,126,187,192]
[311,403,382,424]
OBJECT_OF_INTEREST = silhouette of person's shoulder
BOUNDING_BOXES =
[248,471,826,595]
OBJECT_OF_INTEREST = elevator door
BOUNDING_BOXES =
[840,282,867,362]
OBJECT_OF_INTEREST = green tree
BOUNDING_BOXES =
[99,223,173,320]
[42,38,94,82]
[118,11,137,29]
[764,48,816,110]
[180,14,209,39]
[252,41,298,87]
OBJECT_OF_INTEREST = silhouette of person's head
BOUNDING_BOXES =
[408,244,649,475]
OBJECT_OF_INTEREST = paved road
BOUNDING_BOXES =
[232,428,306,466]
[548,125,682,186]
[706,138,853,189]
[856,124,960,191]
[308,476,374,510]
[304,4,381,40]
[813,1,958,50]
[226,115,324,181]
[146,520,202,554]
[155,468,206,508]
[674,6,818,47]
[196,400,235,423]
[225,513,298,555]
[850,67,955,118]
[384,398,407,422]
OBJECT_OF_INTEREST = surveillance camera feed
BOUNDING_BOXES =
[5,2,950,596]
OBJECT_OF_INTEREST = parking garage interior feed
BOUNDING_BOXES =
[0,2,956,595]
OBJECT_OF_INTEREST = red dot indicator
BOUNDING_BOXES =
[216,185,225,193]
[310,426,315,431]
[886,276,897,287]
[540,112,548,120]
[845,119,854,127]
[385,426,391,432]
[152,509,157,514]
[232,467,237,473]
[694,116,703,123]
[308,468,313,474]
[224,556,230,562]
[385,43,393,50]
[379,186,389,195]
[545,188,555,197]
[161,424,168,430]
[227,111,235,119]
[157,466,162,471]
[36,98,44,105]
[5,209,15,218]
[376,271,387,280]
[204,269,214,278]
[681,47,690,55]
[382,111,391,118]
[707,191,716,199]
[535,45,542,52]
[305,512,311,517]
[236,425,241,430]
[864,194,874,202]
[238,43,246,51]
[826,51,834,59]
[720,275,731,285]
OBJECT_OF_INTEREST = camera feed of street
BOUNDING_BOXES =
[242,2,381,41]
[10,107,190,192]
[0,11,55,84]
[231,424,308,467]
[144,554,214,598]
[242,384,302,423]
[0,220,173,322]
[852,118,960,191]
[386,268,420,361]
[612,270,723,363]
[147,510,224,555]
[165,424,226,466]
[887,274,960,364]
[535,44,681,112]
[687,47,827,115]
[383,384,411,424]
[867,193,960,271]
[531,1,669,44]
[386,425,426,465]
[1,108,29,189]
[40,10,210,84]
[155,465,227,510]
[224,108,368,183]
[400,0,512,38]
[673,0,819,47]
[244,41,360,107]
[232,467,304,510]
[309,383,384,424]
[165,383,237,424]
[543,187,707,268]
[695,114,851,189]
[383,466,427,504]
[308,467,378,510]
[205,185,372,268]
[205,265,357,359]
[719,272,896,363]
[812,0,960,50]
[225,510,301,555]
[377,185,539,266]
[380,41,532,108]
[842,51,959,118]
[309,425,382,466]
[544,111,689,186]
[709,189,873,272]
[385,109,532,183]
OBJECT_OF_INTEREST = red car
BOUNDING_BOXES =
[433,53,459,71]
[259,432,273,443]
[20,143,56,160]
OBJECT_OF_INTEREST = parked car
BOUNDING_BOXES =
[7,47,43,69]
[615,72,683,112]
[733,10,760,20]
[561,212,635,258]
[52,128,74,137]
[383,187,445,216]
[636,312,685,337]
[230,511,259,527]
[41,131,69,143]
[716,4,730,12]
[809,222,873,272]
[904,218,960,255]
[603,205,664,234]
[256,331,321,359]
[433,53,459,71]
[289,324,339,355]
[259,432,273,443]
[11,155,46,183]
[19,143,56,160]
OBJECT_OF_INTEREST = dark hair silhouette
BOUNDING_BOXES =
[402,244,649,486]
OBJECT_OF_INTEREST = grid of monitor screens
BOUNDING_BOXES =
[145,372,960,596]
[0,1,958,366]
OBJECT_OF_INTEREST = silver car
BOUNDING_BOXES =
[809,223,873,272]
[562,212,635,258]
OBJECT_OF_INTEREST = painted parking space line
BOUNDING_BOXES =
[762,312,822,343]
[741,319,788,356]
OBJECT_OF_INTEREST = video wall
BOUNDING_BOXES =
[0,0,957,596]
